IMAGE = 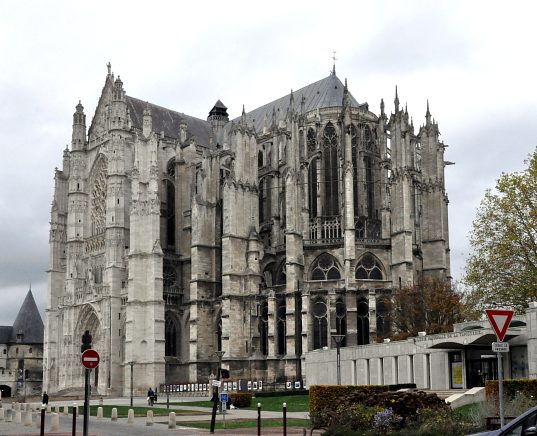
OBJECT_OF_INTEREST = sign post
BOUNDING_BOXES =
[485,309,514,428]
[81,349,100,436]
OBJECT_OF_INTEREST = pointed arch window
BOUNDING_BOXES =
[350,124,360,218]
[335,297,347,347]
[311,253,341,281]
[307,128,316,153]
[376,296,391,339]
[259,177,271,224]
[355,254,384,281]
[277,298,286,355]
[308,157,318,219]
[322,122,339,216]
[216,314,222,352]
[357,295,369,345]
[312,298,328,350]
[165,315,178,357]
[259,302,269,356]
[165,160,176,247]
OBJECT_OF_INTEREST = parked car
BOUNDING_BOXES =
[469,405,537,435]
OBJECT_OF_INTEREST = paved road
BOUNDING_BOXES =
[0,396,314,435]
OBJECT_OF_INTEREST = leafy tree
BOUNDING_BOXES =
[390,278,467,340]
[465,150,537,312]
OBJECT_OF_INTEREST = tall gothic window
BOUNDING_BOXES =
[280,185,286,229]
[322,122,339,216]
[165,315,178,357]
[165,160,176,247]
[259,302,268,356]
[216,314,222,352]
[259,177,271,224]
[307,128,316,153]
[350,124,359,217]
[376,297,391,338]
[312,298,328,350]
[355,254,384,281]
[335,297,347,347]
[308,158,318,219]
[311,253,341,281]
[357,296,369,345]
[365,155,375,218]
[277,299,286,355]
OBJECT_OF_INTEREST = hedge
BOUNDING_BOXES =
[230,392,252,408]
[309,385,388,417]
[486,379,537,401]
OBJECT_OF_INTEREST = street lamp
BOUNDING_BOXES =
[331,335,345,385]
[210,350,225,434]
[128,362,134,407]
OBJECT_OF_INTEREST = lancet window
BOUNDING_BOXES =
[322,122,339,216]
[164,159,176,247]
[357,296,369,345]
[312,298,328,350]
[259,301,269,356]
[335,297,347,347]
[165,315,178,357]
[276,299,286,355]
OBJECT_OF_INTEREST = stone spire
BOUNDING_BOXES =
[143,102,152,137]
[71,100,86,151]
[394,85,400,113]
[426,99,432,126]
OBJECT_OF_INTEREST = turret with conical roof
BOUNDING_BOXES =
[10,290,44,344]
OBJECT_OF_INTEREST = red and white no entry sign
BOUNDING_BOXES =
[81,349,100,369]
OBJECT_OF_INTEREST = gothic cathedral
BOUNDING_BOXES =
[44,65,450,395]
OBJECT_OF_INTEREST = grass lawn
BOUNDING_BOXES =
[177,418,311,430]
[172,394,309,412]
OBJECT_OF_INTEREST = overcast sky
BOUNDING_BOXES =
[1,0,536,326]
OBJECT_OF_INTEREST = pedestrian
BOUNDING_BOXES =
[42,391,49,406]
[147,387,154,406]
[154,387,158,403]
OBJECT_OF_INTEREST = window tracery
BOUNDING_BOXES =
[311,253,341,281]
[312,298,328,349]
[355,254,384,281]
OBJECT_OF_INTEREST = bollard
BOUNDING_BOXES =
[146,410,154,426]
[72,402,77,436]
[6,409,13,422]
[283,402,287,436]
[111,407,118,422]
[168,411,176,429]
[40,408,46,435]
[36,412,41,428]
[14,410,22,424]
[63,405,68,415]
[257,402,261,436]
[50,412,59,431]
[0,407,4,421]
[127,408,134,424]
[97,406,103,419]
[24,410,32,426]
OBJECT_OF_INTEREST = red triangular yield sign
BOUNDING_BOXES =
[485,309,514,342]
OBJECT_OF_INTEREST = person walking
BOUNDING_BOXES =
[42,391,49,406]
[147,387,154,406]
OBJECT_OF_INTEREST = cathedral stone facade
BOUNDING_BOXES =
[44,65,450,396]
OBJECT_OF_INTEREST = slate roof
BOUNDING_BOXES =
[234,73,365,133]
[126,96,213,146]
[9,290,44,344]
[0,326,11,343]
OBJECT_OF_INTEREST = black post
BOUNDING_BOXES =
[129,361,134,408]
[83,368,90,436]
[72,402,77,436]
[257,402,261,436]
[167,391,169,409]
[283,402,287,436]
[209,350,225,433]
[331,334,345,385]
[40,406,45,436]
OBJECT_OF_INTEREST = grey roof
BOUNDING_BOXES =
[0,326,11,343]
[234,73,365,133]
[9,290,44,344]
[126,96,213,146]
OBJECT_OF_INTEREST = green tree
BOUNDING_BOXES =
[390,278,467,340]
[465,150,537,312]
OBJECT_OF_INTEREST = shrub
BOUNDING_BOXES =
[373,407,403,434]
[406,407,480,436]
[230,392,252,408]
[486,379,537,402]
